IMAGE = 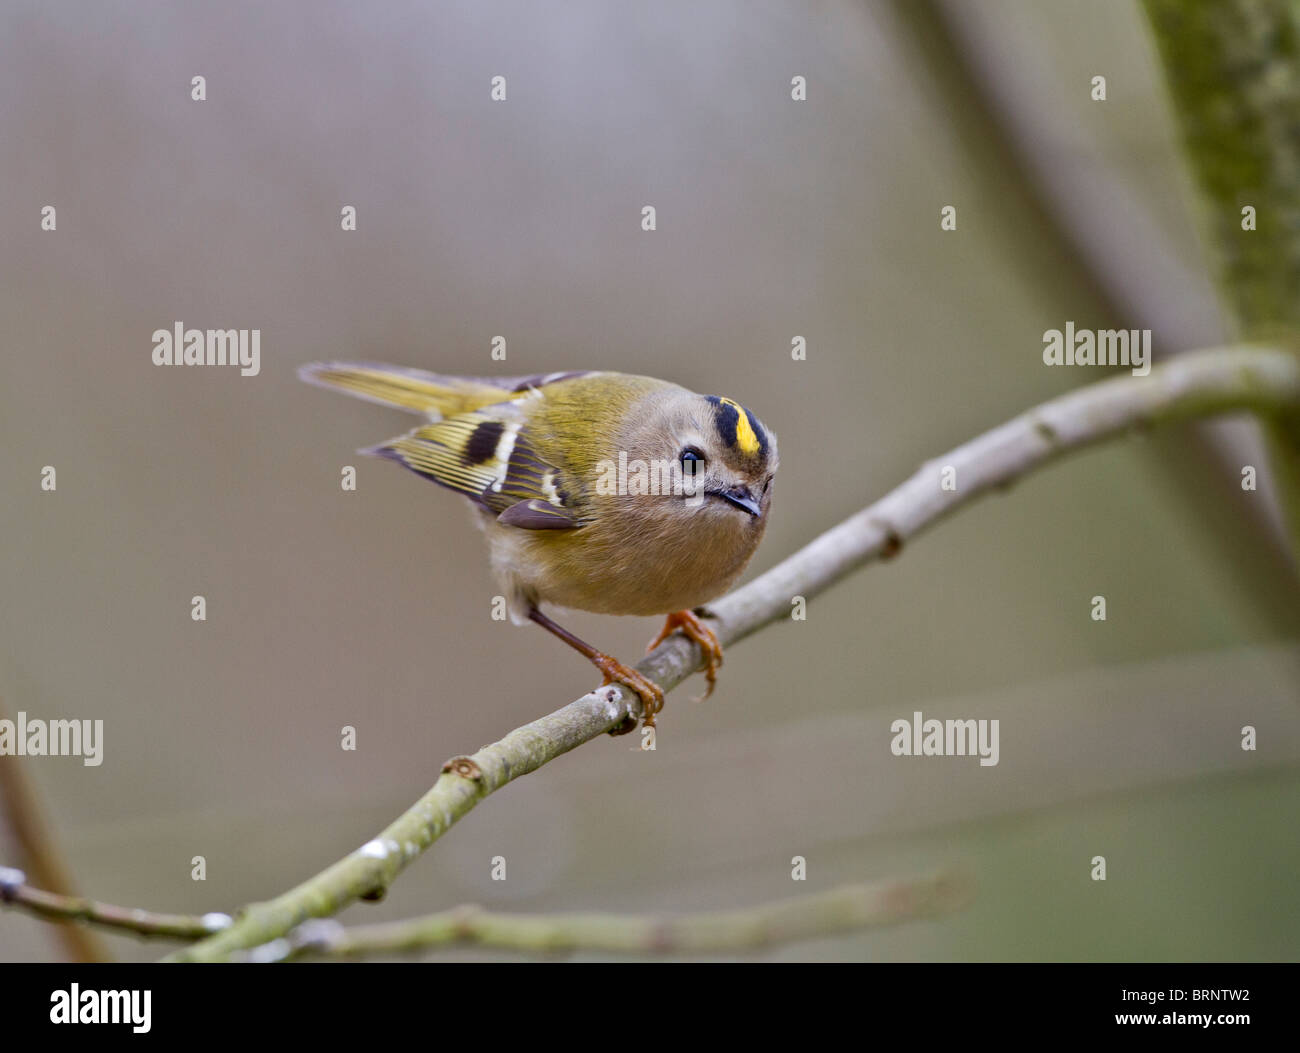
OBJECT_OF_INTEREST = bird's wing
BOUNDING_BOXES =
[363,398,583,527]
[299,361,591,419]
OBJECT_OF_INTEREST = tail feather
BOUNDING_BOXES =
[298,361,514,417]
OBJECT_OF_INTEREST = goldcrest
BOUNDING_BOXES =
[300,363,777,729]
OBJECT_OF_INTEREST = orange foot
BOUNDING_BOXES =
[646,609,723,702]
[592,652,665,731]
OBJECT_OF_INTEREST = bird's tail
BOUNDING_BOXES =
[298,361,514,417]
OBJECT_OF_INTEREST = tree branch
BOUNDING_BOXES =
[1141,0,1300,555]
[0,866,229,940]
[255,872,971,960]
[164,344,1298,962]
[0,867,968,959]
[1141,0,1300,337]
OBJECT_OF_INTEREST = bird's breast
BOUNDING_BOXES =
[492,498,767,617]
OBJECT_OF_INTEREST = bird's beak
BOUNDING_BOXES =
[715,485,761,517]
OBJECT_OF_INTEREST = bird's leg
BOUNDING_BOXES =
[528,607,664,732]
[645,609,723,701]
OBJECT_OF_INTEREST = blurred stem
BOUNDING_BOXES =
[891,0,1300,618]
[2,869,970,957]
[886,0,1118,319]
[271,874,971,960]
[1141,0,1300,550]
[0,869,220,940]
[168,344,1300,963]
[1142,0,1300,336]
[0,697,109,961]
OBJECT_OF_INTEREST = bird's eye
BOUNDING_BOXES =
[680,447,706,468]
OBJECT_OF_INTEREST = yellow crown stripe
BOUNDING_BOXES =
[718,396,760,456]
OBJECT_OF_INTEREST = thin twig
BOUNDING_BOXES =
[0,866,967,957]
[163,344,1299,962]
[0,866,229,940]
[256,872,972,961]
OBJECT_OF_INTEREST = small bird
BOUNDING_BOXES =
[299,363,777,730]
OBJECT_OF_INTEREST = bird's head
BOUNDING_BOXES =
[620,389,778,523]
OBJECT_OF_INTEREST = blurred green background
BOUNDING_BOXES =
[1,0,1297,961]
